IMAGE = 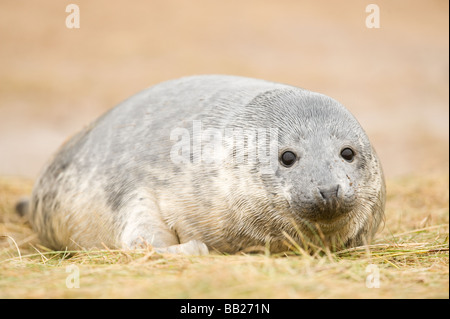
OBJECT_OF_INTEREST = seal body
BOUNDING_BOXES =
[28,75,385,254]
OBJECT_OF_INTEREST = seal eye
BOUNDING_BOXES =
[341,148,355,162]
[280,151,297,167]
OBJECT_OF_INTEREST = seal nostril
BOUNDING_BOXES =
[318,184,340,201]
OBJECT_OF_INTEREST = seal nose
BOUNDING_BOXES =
[318,184,340,201]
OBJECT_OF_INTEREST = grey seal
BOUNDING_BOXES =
[20,75,385,254]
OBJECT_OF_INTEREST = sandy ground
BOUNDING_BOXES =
[0,0,448,180]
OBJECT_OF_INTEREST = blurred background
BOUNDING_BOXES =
[0,0,448,180]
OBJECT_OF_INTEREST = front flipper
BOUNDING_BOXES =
[117,192,209,255]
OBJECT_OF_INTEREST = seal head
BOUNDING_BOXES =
[209,88,385,251]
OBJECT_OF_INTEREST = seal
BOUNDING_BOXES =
[21,75,385,254]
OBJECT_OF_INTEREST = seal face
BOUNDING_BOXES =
[27,75,385,254]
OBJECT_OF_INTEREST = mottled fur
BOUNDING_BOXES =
[25,75,385,254]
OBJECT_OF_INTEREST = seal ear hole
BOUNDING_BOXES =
[280,151,297,167]
[341,147,355,162]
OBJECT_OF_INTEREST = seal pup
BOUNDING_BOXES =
[20,75,385,254]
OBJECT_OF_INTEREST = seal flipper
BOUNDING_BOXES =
[154,240,209,255]
[117,201,209,255]
[15,197,30,217]
[116,190,192,252]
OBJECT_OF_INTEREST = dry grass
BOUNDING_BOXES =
[0,173,448,299]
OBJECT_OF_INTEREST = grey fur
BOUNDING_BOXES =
[26,75,385,254]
